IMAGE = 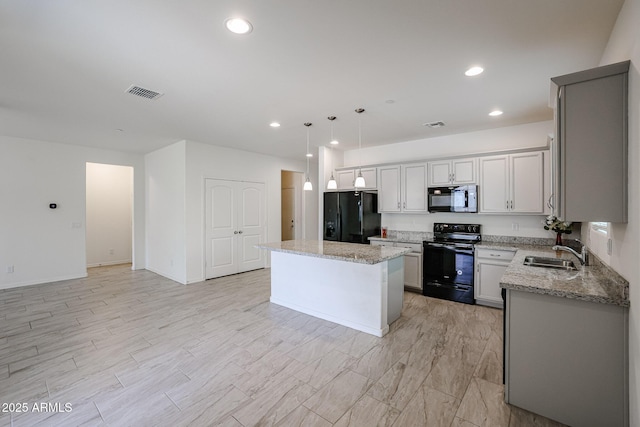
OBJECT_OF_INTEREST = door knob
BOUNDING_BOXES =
[238,230,243,234]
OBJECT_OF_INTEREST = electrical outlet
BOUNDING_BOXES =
[109,249,115,255]
[7,265,14,273]
[607,238,613,255]
[511,222,519,231]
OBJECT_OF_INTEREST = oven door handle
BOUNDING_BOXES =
[426,242,474,254]
[426,243,446,248]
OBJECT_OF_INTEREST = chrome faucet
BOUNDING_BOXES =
[552,239,589,266]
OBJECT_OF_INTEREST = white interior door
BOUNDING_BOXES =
[237,182,266,273]
[205,179,237,279]
[205,179,266,279]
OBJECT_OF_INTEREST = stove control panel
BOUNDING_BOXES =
[433,223,481,234]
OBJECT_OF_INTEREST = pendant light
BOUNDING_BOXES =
[354,108,366,188]
[326,116,338,190]
[303,122,313,191]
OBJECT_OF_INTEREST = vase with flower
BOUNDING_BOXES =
[543,215,572,245]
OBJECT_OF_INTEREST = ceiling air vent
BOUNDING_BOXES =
[125,85,164,100]
[423,121,445,128]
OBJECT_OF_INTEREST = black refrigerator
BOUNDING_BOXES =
[323,191,381,244]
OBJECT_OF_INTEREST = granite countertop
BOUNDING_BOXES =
[256,240,411,265]
[500,246,629,307]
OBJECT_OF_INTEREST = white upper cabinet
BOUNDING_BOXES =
[336,167,377,190]
[480,156,509,213]
[402,163,428,213]
[428,158,477,186]
[479,151,545,214]
[336,170,355,190]
[511,152,545,213]
[378,165,401,212]
[378,163,427,213]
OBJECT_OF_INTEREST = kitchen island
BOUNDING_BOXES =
[256,240,410,337]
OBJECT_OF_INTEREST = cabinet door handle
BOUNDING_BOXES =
[403,202,406,209]
[506,201,509,210]
[397,202,400,209]
[234,231,239,234]
[490,254,502,257]
[511,200,514,210]
[238,230,243,234]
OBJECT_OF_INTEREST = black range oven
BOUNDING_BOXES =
[423,223,481,305]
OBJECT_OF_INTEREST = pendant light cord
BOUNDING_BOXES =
[355,108,365,174]
[329,116,336,177]
[306,125,310,179]
[358,113,362,174]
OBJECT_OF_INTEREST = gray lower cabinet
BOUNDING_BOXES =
[474,248,515,308]
[551,60,629,222]
[505,290,628,427]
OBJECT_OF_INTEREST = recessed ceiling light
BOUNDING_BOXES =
[225,18,253,34]
[465,66,484,77]
[489,110,503,116]
[270,122,280,128]
[330,139,339,145]
[306,153,313,158]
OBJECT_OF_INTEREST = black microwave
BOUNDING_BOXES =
[428,185,478,213]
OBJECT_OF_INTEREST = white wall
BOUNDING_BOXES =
[86,162,133,267]
[183,140,316,284]
[598,0,640,424]
[145,141,187,284]
[0,135,145,290]
[343,121,553,167]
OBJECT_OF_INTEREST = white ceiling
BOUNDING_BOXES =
[0,1,624,160]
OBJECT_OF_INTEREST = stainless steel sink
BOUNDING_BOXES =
[523,255,577,270]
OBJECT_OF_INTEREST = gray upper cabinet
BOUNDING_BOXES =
[551,60,629,223]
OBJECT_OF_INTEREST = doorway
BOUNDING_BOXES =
[281,170,304,241]
[86,163,133,267]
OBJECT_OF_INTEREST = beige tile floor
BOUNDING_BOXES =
[0,264,566,426]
